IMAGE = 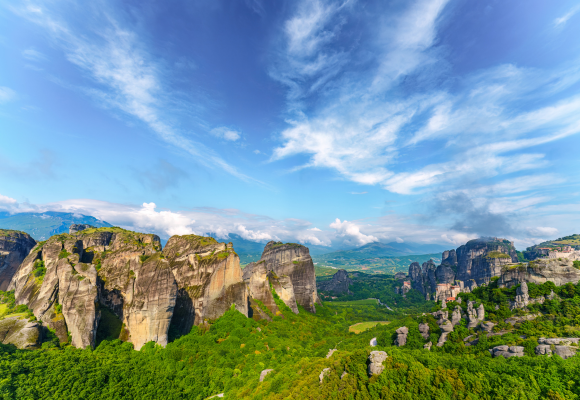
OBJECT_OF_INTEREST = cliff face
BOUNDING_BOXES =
[8,228,248,350]
[456,238,517,285]
[497,258,580,288]
[0,230,36,291]
[409,262,423,293]
[243,241,319,315]
[317,269,352,294]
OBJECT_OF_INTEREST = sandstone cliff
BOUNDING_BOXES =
[497,258,580,288]
[456,238,517,285]
[8,227,248,350]
[0,230,36,291]
[243,241,319,315]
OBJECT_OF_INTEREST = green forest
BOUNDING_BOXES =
[3,274,580,399]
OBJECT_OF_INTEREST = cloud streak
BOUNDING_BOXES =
[9,1,257,183]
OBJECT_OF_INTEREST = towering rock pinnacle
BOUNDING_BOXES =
[317,269,352,294]
[456,238,518,285]
[0,230,37,291]
[243,241,319,315]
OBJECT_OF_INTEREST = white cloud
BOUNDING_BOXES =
[527,226,559,237]
[0,194,17,204]
[22,48,46,61]
[0,87,16,103]
[329,218,378,246]
[210,127,241,141]
[554,5,580,27]
[395,237,404,243]
[350,191,368,195]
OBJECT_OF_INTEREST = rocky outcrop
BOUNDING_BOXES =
[481,321,495,333]
[498,258,580,288]
[69,224,95,234]
[318,269,352,294]
[260,369,274,382]
[244,242,319,314]
[554,346,576,359]
[456,238,518,285]
[0,316,42,349]
[466,301,484,329]
[422,260,438,295]
[0,230,36,291]
[435,263,455,285]
[437,320,453,347]
[394,272,406,280]
[8,228,248,350]
[368,351,388,376]
[319,368,331,384]
[394,327,408,346]
[442,250,457,266]
[409,262,423,293]
[243,261,280,319]
[418,323,430,340]
[490,345,524,358]
[451,306,462,326]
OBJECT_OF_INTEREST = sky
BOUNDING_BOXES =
[1,0,580,251]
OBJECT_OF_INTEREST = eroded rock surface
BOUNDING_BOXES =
[0,230,36,291]
[260,369,273,382]
[490,345,524,358]
[394,326,408,346]
[0,316,42,349]
[8,227,248,350]
[368,351,388,376]
[418,323,430,340]
[318,269,352,294]
[244,242,319,314]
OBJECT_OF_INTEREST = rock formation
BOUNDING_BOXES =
[424,341,432,350]
[408,262,423,293]
[451,306,462,326]
[0,316,42,349]
[437,320,453,347]
[466,301,484,329]
[513,282,529,308]
[260,369,273,382]
[490,345,524,358]
[368,351,388,376]
[441,250,458,266]
[8,227,248,350]
[456,238,518,285]
[418,323,430,340]
[69,224,95,234]
[319,368,331,384]
[498,258,580,288]
[536,338,579,359]
[317,269,352,294]
[244,241,319,314]
[481,321,495,333]
[394,272,406,280]
[394,327,408,346]
[0,230,36,291]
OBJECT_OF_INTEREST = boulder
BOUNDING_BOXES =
[0,316,42,349]
[259,369,273,382]
[535,344,552,355]
[424,341,432,350]
[394,327,408,346]
[370,337,378,347]
[418,323,430,340]
[368,351,388,376]
[481,321,495,333]
[554,345,576,359]
[451,306,462,326]
[490,345,524,358]
[0,230,36,291]
[538,337,580,346]
[437,320,453,347]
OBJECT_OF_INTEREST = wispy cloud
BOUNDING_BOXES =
[210,127,242,141]
[22,48,46,61]
[554,4,580,28]
[271,0,580,199]
[0,87,16,103]
[8,1,257,183]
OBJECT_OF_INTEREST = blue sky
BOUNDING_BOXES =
[1,0,580,250]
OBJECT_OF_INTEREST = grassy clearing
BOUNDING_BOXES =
[0,303,7,317]
[326,299,380,306]
[348,321,390,334]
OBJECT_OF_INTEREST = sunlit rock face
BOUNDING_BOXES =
[244,241,319,316]
[8,228,248,350]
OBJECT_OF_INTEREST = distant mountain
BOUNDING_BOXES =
[316,241,449,261]
[0,211,112,240]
